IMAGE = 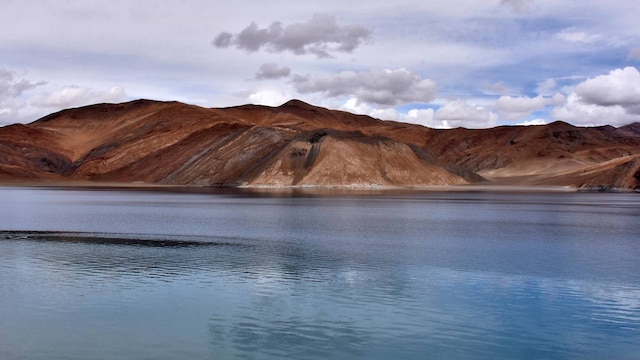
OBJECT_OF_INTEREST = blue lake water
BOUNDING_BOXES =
[0,187,639,359]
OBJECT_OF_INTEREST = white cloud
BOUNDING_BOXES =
[554,28,603,44]
[344,97,500,129]
[496,93,565,121]
[536,78,557,96]
[370,108,403,122]
[0,68,48,125]
[0,101,21,125]
[247,88,292,106]
[30,85,126,109]
[482,81,511,95]
[374,107,448,129]
[551,93,633,126]
[551,67,640,126]
[0,69,46,99]
[293,68,437,106]
[405,108,437,127]
[341,97,371,114]
[434,100,498,128]
[213,14,372,58]
[341,98,447,128]
[573,67,640,107]
[341,97,401,120]
[517,118,546,126]
[2,1,639,130]
[0,79,128,126]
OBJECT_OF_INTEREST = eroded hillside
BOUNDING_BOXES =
[1,99,639,190]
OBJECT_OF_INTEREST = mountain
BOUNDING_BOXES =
[1,99,639,190]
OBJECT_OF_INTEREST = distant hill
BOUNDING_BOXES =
[1,99,639,190]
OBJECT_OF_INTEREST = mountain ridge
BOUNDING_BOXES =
[1,99,639,190]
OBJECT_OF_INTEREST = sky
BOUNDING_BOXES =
[1,0,640,128]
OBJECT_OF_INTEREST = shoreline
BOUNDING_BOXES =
[0,179,637,193]
[0,179,611,194]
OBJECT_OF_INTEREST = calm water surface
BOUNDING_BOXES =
[0,187,639,359]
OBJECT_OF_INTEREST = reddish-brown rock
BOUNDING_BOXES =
[1,99,639,190]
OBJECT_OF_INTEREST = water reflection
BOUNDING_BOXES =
[1,188,640,359]
[3,230,639,359]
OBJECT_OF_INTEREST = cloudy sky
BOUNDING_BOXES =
[1,0,640,128]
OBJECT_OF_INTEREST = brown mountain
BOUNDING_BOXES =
[1,99,639,190]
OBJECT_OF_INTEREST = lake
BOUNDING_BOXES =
[0,186,639,359]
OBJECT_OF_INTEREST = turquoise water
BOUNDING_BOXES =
[0,187,639,359]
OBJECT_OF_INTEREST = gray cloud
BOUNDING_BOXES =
[255,63,291,80]
[213,14,372,58]
[499,0,534,13]
[0,69,46,99]
[212,32,233,48]
[0,69,47,124]
[292,69,436,106]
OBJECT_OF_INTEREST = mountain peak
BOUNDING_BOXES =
[279,99,317,110]
[619,122,640,137]
[547,120,574,128]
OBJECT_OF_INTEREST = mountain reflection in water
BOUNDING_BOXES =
[0,187,639,360]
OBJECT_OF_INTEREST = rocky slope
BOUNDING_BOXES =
[1,99,639,190]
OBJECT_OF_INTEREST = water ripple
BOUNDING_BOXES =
[1,190,640,360]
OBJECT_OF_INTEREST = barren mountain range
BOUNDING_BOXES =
[1,99,639,190]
